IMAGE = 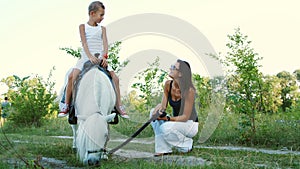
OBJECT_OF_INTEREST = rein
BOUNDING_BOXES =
[88,148,106,154]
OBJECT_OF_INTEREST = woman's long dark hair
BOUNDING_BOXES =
[177,59,195,98]
[177,59,197,120]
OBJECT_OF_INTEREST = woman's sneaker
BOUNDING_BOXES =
[118,105,129,119]
[58,104,69,118]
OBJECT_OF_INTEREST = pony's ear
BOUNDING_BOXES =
[105,113,116,122]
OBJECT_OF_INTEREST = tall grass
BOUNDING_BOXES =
[2,109,299,150]
[203,111,300,150]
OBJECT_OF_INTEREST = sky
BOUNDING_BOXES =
[0,0,300,96]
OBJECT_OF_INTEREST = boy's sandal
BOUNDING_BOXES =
[119,105,130,119]
[58,106,70,118]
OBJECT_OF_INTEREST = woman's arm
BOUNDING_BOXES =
[161,80,170,111]
[153,80,171,117]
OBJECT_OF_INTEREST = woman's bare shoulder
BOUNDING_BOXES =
[163,80,172,91]
[164,80,172,87]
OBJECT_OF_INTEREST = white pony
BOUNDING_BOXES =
[59,66,116,165]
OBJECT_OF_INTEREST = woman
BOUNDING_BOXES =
[151,59,199,156]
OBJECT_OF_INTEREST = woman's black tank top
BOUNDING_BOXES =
[168,80,198,122]
[168,80,181,117]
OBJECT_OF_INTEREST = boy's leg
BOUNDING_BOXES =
[110,71,121,107]
[110,71,129,119]
[58,69,81,118]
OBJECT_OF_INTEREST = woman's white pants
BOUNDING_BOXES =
[150,109,198,154]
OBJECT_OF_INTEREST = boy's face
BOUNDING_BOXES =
[91,7,105,23]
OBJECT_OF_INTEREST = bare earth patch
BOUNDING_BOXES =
[112,149,211,166]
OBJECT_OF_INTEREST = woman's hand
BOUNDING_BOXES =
[152,104,163,117]
[157,116,168,121]
[152,103,169,120]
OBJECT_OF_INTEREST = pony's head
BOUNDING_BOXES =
[83,149,108,166]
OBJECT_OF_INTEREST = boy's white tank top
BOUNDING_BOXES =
[81,23,104,59]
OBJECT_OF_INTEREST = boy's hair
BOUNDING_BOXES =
[88,1,105,14]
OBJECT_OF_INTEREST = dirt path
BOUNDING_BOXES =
[50,136,211,166]
[195,145,300,155]
[112,149,211,166]
[108,137,300,155]
[52,136,300,156]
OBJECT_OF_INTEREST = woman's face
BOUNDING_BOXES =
[168,62,180,79]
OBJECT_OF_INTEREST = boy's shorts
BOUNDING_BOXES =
[75,56,112,71]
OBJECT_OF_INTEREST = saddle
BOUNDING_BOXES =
[68,60,119,125]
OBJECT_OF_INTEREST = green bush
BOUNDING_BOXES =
[1,69,58,127]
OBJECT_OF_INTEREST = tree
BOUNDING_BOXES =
[293,69,300,82]
[106,41,129,74]
[293,69,300,90]
[192,74,212,112]
[60,41,129,74]
[276,71,299,112]
[211,28,263,143]
[131,57,168,111]
[1,68,58,127]
[261,75,282,113]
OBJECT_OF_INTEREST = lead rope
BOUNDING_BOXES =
[109,82,171,155]
[108,112,160,155]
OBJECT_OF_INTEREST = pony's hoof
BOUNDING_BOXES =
[83,159,88,165]
[72,147,77,153]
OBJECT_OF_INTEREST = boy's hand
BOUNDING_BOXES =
[89,55,101,65]
[101,58,108,68]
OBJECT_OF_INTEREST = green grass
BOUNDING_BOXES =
[0,112,299,168]
[204,112,300,150]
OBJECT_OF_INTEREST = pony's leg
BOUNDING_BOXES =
[100,113,115,160]
[71,124,77,152]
